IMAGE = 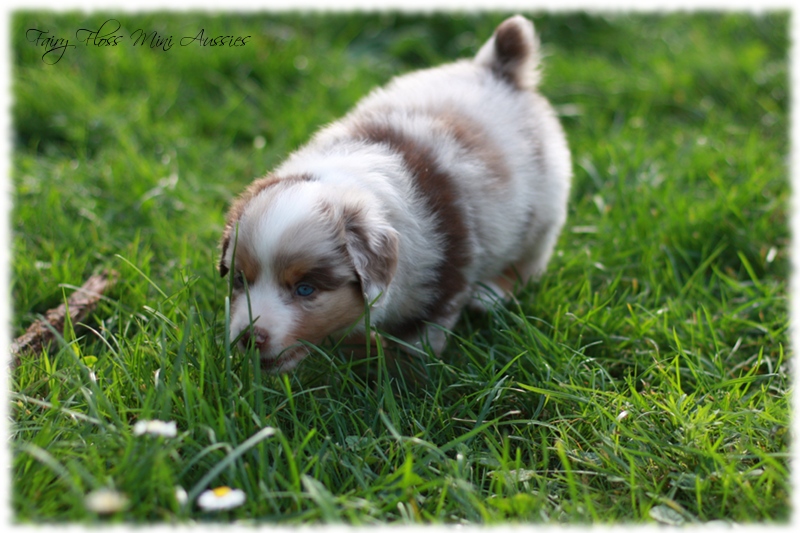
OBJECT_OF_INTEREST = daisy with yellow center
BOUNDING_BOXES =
[197,486,246,511]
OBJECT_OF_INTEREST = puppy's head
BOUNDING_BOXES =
[219,175,399,372]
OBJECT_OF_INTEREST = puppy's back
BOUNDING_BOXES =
[291,15,570,289]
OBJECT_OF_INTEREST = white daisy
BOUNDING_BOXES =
[175,486,188,507]
[132,419,178,438]
[197,486,246,511]
[85,488,129,514]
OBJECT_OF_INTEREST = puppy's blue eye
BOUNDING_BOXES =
[295,283,315,297]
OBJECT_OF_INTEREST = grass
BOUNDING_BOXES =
[9,10,790,524]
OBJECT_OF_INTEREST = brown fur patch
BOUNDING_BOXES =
[226,244,261,310]
[234,245,261,286]
[437,110,511,186]
[303,264,355,291]
[287,283,365,345]
[352,121,472,327]
[280,260,312,289]
[274,252,353,292]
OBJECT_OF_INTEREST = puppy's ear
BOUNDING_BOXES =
[219,238,230,277]
[475,15,540,90]
[218,225,234,277]
[342,208,399,305]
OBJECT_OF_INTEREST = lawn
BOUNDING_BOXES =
[8,10,790,524]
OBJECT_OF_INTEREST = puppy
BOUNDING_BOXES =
[219,15,572,372]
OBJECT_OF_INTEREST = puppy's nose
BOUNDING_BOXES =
[240,326,270,350]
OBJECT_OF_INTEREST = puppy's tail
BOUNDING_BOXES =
[475,15,540,90]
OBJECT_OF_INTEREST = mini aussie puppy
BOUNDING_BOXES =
[219,15,572,373]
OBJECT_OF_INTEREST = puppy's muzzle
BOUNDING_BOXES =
[239,326,270,351]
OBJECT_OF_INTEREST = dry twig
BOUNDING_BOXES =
[10,270,118,364]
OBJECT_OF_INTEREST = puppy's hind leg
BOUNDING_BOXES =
[468,261,528,313]
[469,220,564,313]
